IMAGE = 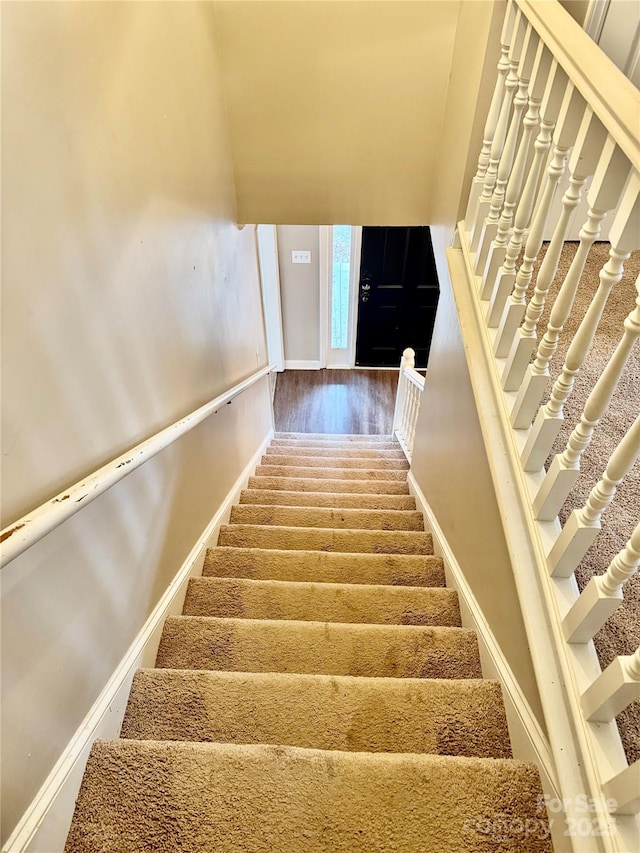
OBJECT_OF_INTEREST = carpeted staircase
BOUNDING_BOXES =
[65,432,553,852]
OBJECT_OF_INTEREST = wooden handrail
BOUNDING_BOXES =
[0,364,276,569]
[516,0,640,172]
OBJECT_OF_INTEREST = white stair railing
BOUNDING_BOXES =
[0,364,276,568]
[450,0,640,848]
[481,26,542,303]
[474,11,529,273]
[563,522,640,644]
[502,84,592,391]
[468,1,519,248]
[392,347,425,462]
[534,276,640,521]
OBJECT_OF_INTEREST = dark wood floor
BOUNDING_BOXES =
[273,369,400,435]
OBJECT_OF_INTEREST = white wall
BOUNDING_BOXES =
[213,0,460,225]
[276,226,321,365]
[1,2,270,841]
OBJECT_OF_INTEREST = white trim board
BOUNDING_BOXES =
[283,360,323,370]
[406,471,571,852]
[3,430,274,853]
[256,225,285,373]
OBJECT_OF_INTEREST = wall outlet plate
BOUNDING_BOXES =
[291,250,312,264]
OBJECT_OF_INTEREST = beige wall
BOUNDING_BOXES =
[559,0,590,26]
[276,226,321,364]
[408,0,544,725]
[213,0,460,225]
[411,227,544,725]
[1,2,270,840]
[432,0,507,226]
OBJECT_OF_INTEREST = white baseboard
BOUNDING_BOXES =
[3,430,274,853]
[407,471,571,850]
[284,360,322,370]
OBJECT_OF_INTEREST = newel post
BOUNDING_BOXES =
[393,348,415,435]
[400,347,416,371]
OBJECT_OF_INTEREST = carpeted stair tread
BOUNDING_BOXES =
[248,475,410,494]
[204,547,446,586]
[239,488,417,511]
[260,453,409,470]
[65,740,551,853]
[229,504,424,531]
[275,432,394,442]
[155,616,481,678]
[266,445,406,459]
[218,524,433,554]
[183,577,460,625]
[66,431,552,851]
[255,464,409,481]
[121,669,511,757]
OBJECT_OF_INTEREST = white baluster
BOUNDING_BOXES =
[401,382,411,445]
[484,44,555,321]
[465,0,516,228]
[408,385,418,457]
[547,412,640,578]
[602,761,640,816]
[501,80,587,391]
[563,523,640,643]
[521,147,635,471]
[474,13,529,273]
[511,112,627,432]
[582,647,640,722]
[532,187,640,517]
[490,57,567,344]
[470,6,521,251]
[480,28,541,302]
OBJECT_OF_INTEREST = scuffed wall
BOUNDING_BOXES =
[1,2,270,840]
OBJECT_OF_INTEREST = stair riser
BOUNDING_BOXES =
[266,446,406,459]
[239,489,417,511]
[248,476,410,494]
[156,617,482,679]
[183,577,460,625]
[271,440,401,451]
[275,432,394,442]
[229,505,424,531]
[203,548,446,587]
[255,465,408,481]
[218,525,433,555]
[122,670,511,758]
[261,455,409,470]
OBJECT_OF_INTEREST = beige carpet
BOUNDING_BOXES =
[65,433,552,852]
[526,242,640,763]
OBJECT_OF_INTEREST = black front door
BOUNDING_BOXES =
[355,226,439,369]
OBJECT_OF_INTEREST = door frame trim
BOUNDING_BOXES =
[255,225,285,372]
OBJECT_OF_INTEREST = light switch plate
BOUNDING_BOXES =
[292,250,312,264]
